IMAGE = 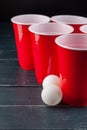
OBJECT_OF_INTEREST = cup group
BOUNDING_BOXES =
[11,14,87,106]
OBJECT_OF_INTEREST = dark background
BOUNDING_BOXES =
[0,0,87,21]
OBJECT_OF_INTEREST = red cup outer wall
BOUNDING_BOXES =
[30,32,59,84]
[58,45,87,106]
[12,23,34,70]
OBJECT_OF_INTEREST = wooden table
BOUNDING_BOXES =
[0,21,87,130]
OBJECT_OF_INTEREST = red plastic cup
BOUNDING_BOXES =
[51,15,87,33]
[11,14,50,70]
[80,24,87,33]
[55,34,87,106]
[29,22,73,84]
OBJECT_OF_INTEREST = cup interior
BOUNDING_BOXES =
[29,23,73,35]
[11,14,50,25]
[80,25,87,33]
[55,34,87,50]
[51,15,87,24]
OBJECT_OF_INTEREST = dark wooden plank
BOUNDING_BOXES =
[0,37,16,49]
[0,86,65,105]
[0,105,87,129]
[0,86,43,105]
[0,24,17,58]
[0,49,17,59]
[0,60,40,86]
[0,21,16,50]
[0,30,16,50]
[0,21,13,34]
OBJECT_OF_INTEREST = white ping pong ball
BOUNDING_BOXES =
[42,75,60,89]
[41,85,62,106]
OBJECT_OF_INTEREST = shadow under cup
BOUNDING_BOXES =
[29,23,73,84]
[55,34,87,106]
[11,14,50,70]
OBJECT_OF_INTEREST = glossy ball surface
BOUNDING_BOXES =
[42,75,60,89]
[41,85,62,106]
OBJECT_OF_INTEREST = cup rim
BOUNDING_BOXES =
[51,15,87,25]
[29,22,74,36]
[80,25,87,33]
[11,14,50,25]
[55,33,87,51]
